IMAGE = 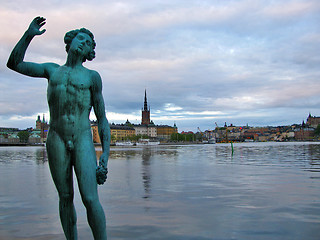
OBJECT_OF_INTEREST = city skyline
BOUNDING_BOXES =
[1,1,320,132]
[3,111,317,134]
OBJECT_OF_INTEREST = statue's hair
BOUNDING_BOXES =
[64,28,96,62]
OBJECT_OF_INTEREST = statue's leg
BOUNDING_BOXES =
[46,130,77,240]
[74,132,107,240]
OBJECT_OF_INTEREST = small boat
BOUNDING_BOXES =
[136,139,160,146]
[115,141,134,146]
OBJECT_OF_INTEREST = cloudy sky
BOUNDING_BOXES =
[1,0,320,132]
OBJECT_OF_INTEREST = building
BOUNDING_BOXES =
[35,114,49,142]
[29,132,42,144]
[91,123,101,143]
[133,89,157,138]
[91,121,135,143]
[157,124,178,140]
[90,90,178,143]
[110,124,135,141]
[134,122,157,138]
[132,90,177,140]
[294,128,315,141]
[133,90,157,138]
[306,113,320,128]
[0,127,20,144]
[141,89,151,125]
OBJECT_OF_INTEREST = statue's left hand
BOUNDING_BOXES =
[96,153,109,185]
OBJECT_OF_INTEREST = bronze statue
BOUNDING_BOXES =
[7,16,110,240]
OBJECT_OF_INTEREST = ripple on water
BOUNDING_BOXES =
[0,143,320,240]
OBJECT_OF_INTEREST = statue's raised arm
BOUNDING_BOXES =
[7,16,57,79]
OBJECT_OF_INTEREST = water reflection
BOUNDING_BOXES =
[307,144,320,173]
[141,148,152,199]
[35,147,48,164]
[1,143,320,240]
[212,142,320,171]
[97,146,180,200]
[0,146,48,165]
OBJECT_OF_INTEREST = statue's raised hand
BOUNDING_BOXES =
[27,16,46,36]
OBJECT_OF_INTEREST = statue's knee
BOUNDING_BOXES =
[82,195,97,208]
[59,193,73,202]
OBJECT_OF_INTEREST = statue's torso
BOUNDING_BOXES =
[47,65,93,139]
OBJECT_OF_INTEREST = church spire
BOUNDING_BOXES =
[142,89,151,125]
[144,89,148,111]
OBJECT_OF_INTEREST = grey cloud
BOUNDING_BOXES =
[1,0,320,131]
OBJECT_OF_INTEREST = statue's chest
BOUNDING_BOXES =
[48,69,91,101]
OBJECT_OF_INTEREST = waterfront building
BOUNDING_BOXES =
[8,133,19,143]
[91,121,135,143]
[92,90,177,142]
[29,132,42,144]
[157,124,178,140]
[306,113,320,128]
[35,114,49,142]
[131,89,157,138]
[0,127,20,144]
[91,123,100,143]
[294,128,315,141]
[141,89,151,125]
[280,131,295,141]
[0,127,19,134]
[134,122,157,138]
[110,124,135,141]
[291,114,318,141]
[131,90,178,140]
[136,89,157,137]
[203,130,215,141]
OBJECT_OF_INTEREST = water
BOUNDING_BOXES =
[0,142,320,240]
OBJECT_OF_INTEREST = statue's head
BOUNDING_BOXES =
[64,28,96,62]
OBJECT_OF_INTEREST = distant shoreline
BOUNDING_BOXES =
[1,140,319,148]
[0,143,45,147]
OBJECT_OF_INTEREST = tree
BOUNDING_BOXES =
[111,134,116,143]
[195,132,203,141]
[170,132,196,142]
[171,132,179,141]
[18,131,30,143]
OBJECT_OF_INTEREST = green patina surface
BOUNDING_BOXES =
[7,16,110,240]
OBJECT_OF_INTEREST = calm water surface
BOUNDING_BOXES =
[0,142,319,240]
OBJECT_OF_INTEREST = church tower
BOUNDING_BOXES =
[36,115,41,130]
[141,89,150,125]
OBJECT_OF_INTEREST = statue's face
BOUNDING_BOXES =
[69,32,93,57]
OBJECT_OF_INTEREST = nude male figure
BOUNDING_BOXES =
[7,17,110,240]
